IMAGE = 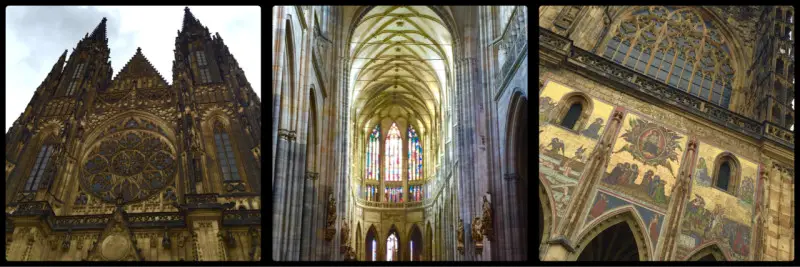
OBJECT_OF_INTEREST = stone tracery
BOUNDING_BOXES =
[80,118,177,204]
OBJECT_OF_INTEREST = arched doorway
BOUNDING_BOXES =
[365,225,378,261]
[408,224,423,261]
[386,225,400,261]
[574,212,649,261]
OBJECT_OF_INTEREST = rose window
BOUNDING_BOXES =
[81,119,176,204]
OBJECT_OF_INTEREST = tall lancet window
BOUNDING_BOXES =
[66,63,85,96]
[214,121,240,181]
[385,123,401,182]
[386,233,398,261]
[407,126,422,181]
[25,144,54,191]
[366,125,380,181]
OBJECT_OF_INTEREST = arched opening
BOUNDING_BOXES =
[685,243,729,261]
[576,221,642,261]
[560,103,582,130]
[365,225,378,261]
[509,92,529,259]
[408,224,423,261]
[386,225,400,261]
[711,153,741,195]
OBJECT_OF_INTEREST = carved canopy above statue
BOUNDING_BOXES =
[80,117,177,204]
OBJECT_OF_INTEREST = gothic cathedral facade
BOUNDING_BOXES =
[5,8,262,261]
[539,6,794,261]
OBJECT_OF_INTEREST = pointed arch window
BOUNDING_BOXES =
[386,233,398,261]
[24,144,54,191]
[66,63,85,96]
[214,121,240,181]
[366,125,380,181]
[602,6,736,108]
[194,50,212,84]
[407,125,422,181]
[711,153,740,195]
[385,123,401,182]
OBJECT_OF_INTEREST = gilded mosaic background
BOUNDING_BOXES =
[676,141,759,260]
[538,81,614,223]
[601,112,687,212]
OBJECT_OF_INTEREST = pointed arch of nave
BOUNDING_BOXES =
[571,206,652,261]
[538,176,556,260]
[365,224,379,261]
[684,242,731,261]
[407,223,423,261]
[503,90,528,258]
[386,224,402,261]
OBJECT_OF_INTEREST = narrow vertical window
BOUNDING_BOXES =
[407,126,422,181]
[716,161,731,191]
[371,239,377,261]
[366,125,380,180]
[25,145,53,191]
[385,123,401,182]
[214,121,240,181]
[560,103,582,130]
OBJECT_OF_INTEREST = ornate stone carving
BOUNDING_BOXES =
[456,219,465,254]
[471,216,484,255]
[481,195,493,239]
[324,193,336,241]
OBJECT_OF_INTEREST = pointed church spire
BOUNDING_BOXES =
[182,7,205,32]
[88,17,108,42]
[43,49,69,86]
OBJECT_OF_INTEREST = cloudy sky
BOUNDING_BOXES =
[5,6,261,131]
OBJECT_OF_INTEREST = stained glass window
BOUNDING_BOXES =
[409,186,423,202]
[214,122,240,181]
[365,185,377,201]
[385,123,401,182]
[25,145,53,191]
[602,6,735,108]
[365,125,380,180]
[408,126,422,181]
[384,187,403,203]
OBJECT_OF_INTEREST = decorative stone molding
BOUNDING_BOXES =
[277,128,292,141]
[540,27,795,151]
[340,220,350,253]
[305,171,319,180]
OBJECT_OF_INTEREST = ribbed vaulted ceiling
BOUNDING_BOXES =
[350,6,453,133]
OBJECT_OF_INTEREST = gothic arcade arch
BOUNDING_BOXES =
[684,242,731,261]
[538,176,556,260]
[572,206,652,261]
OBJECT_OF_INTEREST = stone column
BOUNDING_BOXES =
[185,200,227,261]
[658,139,698,260]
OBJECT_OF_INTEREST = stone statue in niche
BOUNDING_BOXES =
[324,193,336,241]
[471,216,484,255]
[481,195,493,239]
[456,219,464,255]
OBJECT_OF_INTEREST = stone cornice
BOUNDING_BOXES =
[539,26,794,151]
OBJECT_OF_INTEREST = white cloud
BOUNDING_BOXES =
[5,6,261,132]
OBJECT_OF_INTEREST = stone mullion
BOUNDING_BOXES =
[272,7,287,182]
[658,139,697,260]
